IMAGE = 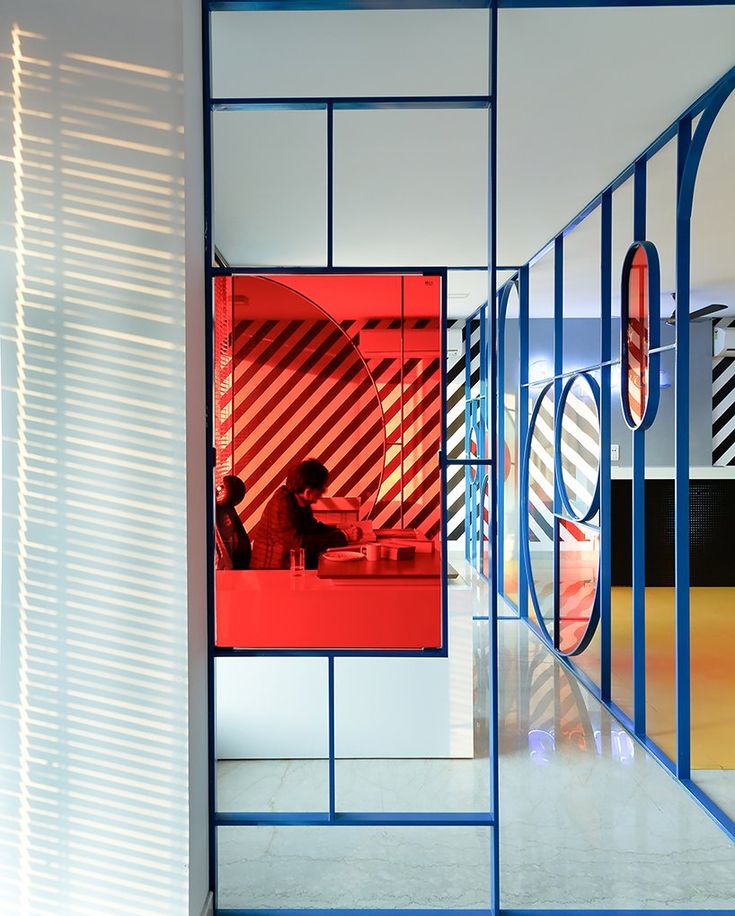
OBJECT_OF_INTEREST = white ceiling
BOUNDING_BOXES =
[211,5,735,318]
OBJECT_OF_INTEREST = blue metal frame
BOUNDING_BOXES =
[499,60,735,845]
[203,1,500,913]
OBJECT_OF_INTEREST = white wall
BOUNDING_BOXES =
[0,2,207,913]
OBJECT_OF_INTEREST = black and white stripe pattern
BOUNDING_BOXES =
[713,318,735,467]
[446,319,482,541]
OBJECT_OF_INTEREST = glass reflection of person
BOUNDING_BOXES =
[249,459,359,569]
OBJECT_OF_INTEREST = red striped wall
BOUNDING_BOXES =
[216,276,442,539]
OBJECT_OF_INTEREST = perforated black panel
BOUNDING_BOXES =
[611,479,735,586]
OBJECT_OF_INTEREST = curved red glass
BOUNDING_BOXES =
[558,518,600,655]
[625,245,650,427]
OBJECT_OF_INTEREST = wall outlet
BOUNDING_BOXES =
[611,443,620,462]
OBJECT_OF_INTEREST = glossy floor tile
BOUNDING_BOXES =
[216,559,735,909]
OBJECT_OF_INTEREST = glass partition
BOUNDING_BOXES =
[333,108,488,267]
[213,273,443,652]
[211,8,490,100]
[212,109,327,267]
[501,283,521,609]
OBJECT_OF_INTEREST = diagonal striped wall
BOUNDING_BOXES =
[446,319,481,541]
[228,316,443,538]
[713,317,735,467]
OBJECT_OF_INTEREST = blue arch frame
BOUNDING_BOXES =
[500,63,735,842]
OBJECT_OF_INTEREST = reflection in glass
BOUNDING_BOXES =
[559,374,600,519]
[527,386,555,638]
[558,519,599,655]
[625,245,650,427]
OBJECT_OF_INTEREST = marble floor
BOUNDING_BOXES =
[216,562,735,910]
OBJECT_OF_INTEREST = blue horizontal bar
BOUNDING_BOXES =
[500,0,735,6]
[210,1,489,9]
[216,811,495,827]
[218,910,492,916]
[210,266,453,275]
[502,911,735,915]
[214,647,448,658]
[211,96,491,110]
[444,458,493,466]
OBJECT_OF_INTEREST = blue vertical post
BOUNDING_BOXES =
[464,317,473,564]
[553,236,563,650]
[328,655,336,819]
[518,266,529,620]
[632,157,647,737]
[599,190,612,702]
[675,116,692,779]
[489,2,500,912]
[497,289,506,597]
[480,305,488,576]
[201,0,217,902]
[327,103,334,268]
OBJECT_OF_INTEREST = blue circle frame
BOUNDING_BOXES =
[554,372,601,524]
[521,375,602,657]
[520,381,556,646]
[620,240,661,431]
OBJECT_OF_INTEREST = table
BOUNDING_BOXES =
[317,551,442,579]
[216,569,441,650]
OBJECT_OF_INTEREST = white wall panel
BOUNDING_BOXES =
[211,9,489,100]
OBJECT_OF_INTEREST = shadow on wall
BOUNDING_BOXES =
[0,4,189,912]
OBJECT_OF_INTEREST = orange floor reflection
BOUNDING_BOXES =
[610,587,735,768]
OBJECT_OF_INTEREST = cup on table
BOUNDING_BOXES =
[290,547,305,576]
[360,543,381,562]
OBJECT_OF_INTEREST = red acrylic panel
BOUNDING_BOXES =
[558,518,599,655]
[625,245,649,427]
[215,274,443,651]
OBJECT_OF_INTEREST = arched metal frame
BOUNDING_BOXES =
[499,62,735,842]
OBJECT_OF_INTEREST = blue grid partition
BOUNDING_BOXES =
[202,2,500,913]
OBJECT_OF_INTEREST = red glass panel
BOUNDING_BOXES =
[626,245,649,427]
[558,518,599,655]
[215,274,443,650]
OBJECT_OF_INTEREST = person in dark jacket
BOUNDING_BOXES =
[215,474,252,570]
[250,459,357,569]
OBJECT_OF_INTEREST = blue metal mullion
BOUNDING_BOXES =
[328,655,336,819]
[489,4,500,912]
[496,288,506,600]
[441,270,450,653]
[327,103,334,267]
[674,116,692,780]
[210,95,492,110]
[215,812,496,827]
[202,0,218,903]
[552,236,563,650]
[465,316,473,564]
[632,158,647,737]
[599,190,612,701]
[518,265,529,620]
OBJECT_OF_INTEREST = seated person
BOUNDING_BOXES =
[250,458,358,569]
[215,474,251,570]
